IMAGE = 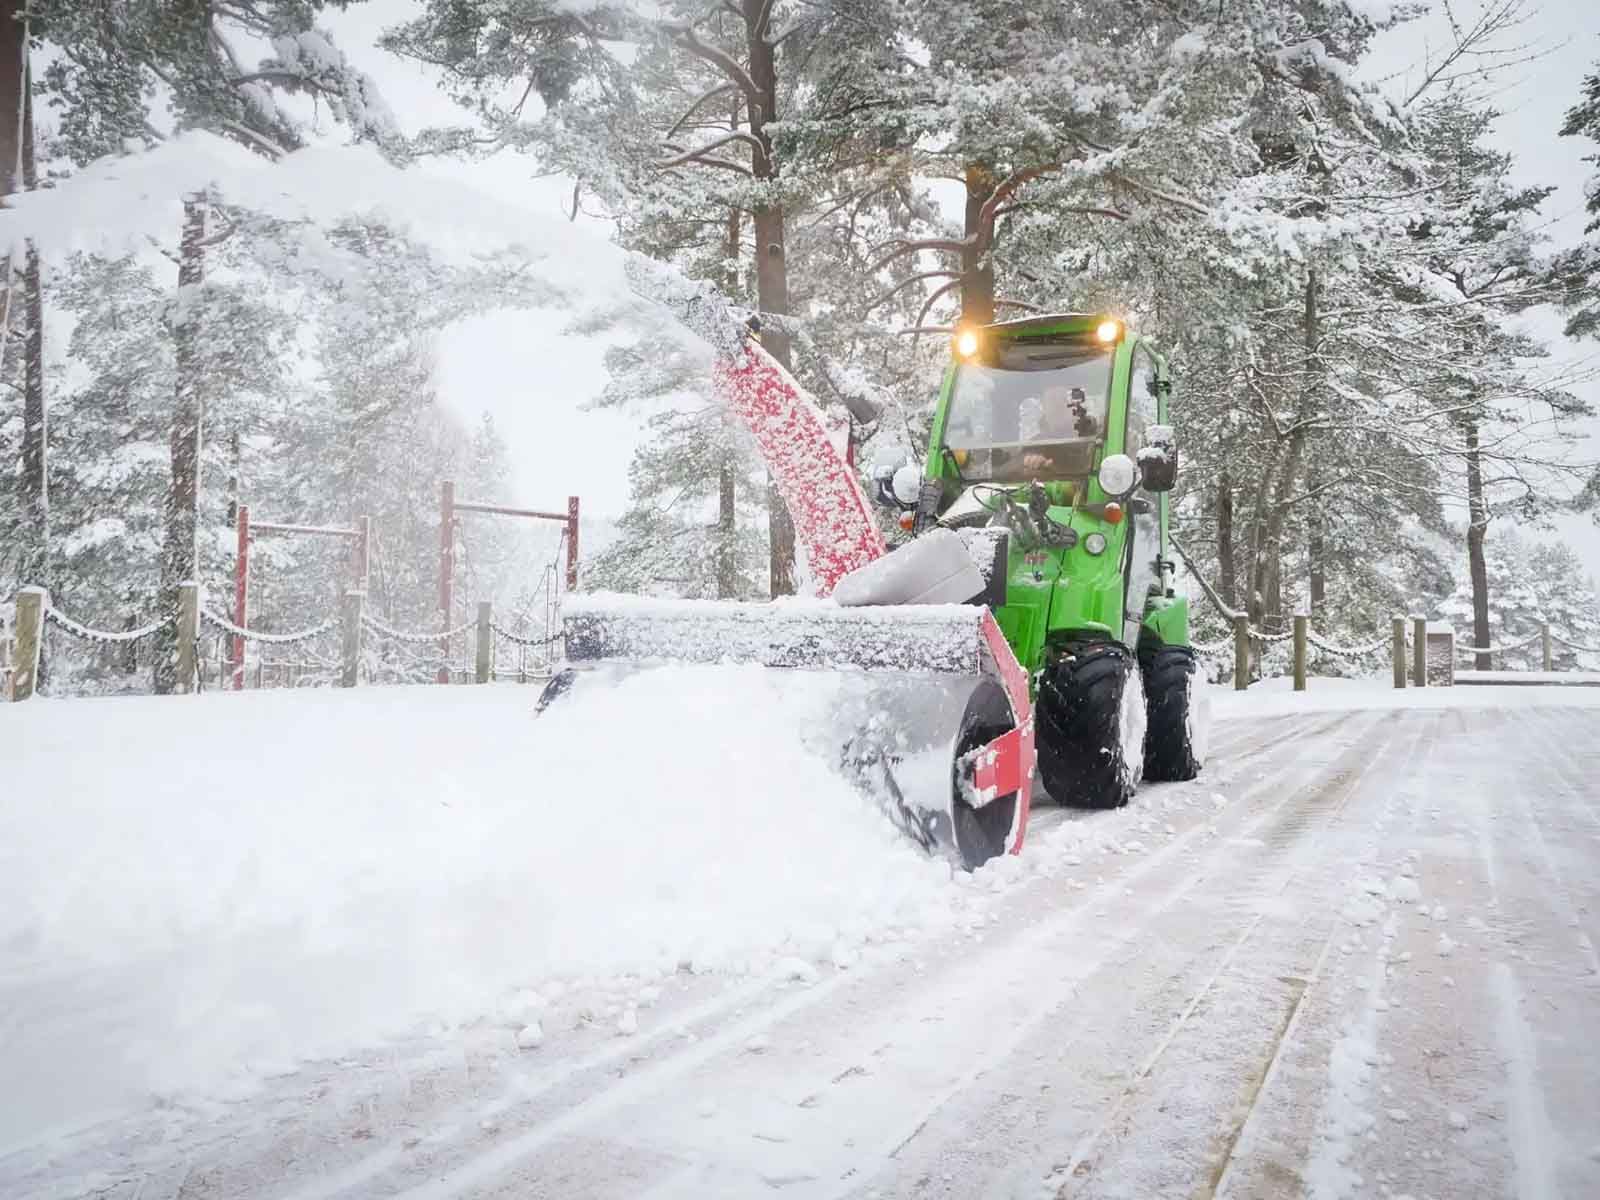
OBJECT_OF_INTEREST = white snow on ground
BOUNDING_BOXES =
[0,676,976,1147]
[6,675,1600,1196]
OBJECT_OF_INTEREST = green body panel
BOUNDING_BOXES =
[922,314,1186,690]
[1142,593,1190,646]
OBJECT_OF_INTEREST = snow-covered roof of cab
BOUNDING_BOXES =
[982,313,1107,334]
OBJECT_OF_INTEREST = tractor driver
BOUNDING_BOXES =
[1023,385,1097,472]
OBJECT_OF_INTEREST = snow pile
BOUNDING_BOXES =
[0,678,964,1146]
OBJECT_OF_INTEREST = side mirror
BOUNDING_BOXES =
[1138,425,1178,493]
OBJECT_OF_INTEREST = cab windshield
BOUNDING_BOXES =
[940,342,1112,484]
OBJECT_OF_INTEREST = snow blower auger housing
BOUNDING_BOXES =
[871,313,1208,808]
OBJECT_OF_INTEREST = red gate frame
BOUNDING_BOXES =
[232,506,370,690]
[438,481,580,684]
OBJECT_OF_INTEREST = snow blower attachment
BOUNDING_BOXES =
[549,583,1033,870]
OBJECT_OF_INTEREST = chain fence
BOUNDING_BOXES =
[1452,630,1545,657]
[44,605,175,645]
[201,608,339,646]
[361,613,476,644]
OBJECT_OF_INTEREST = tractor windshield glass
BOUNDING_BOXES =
[941,344,1111,484]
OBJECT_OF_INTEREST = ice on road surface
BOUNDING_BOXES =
[3,678,1599,1199]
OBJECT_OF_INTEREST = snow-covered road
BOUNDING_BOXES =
[6,690,1600,1199]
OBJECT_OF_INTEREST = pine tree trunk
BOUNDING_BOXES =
[154,197,207,694]
[743,1,796,596]
[1254,269,1318,632]
[1216,470,1236,610]
[717,200,740,599]
[1308,485,1325,611]
[961,166,996,325]
[1464,414,1491,671]
[717,462,737,598]
[19,61,45,598]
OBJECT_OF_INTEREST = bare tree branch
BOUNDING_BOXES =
[915,277,965,329]
[864,236,971,276]
[860,269,962,314]
[663,22,761,102]
[664,82,737,141]
[657,130,765,171]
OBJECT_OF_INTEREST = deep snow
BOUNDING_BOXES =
[0,676,973,1147]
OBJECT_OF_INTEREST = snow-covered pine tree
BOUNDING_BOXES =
[1549,63,1600,341]
[33,1,402,691]
[1439,529,1600,672]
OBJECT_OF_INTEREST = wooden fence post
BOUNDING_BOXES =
[12,587,46,701]
[1233,613,1249,691]
[1392,616,1406,689]
[1412,615,1427,689]
[341,591,364,688]
[1293,614,1308,692]
[176,583,200,694]
[1542,622,1552,672]
[476,601,492,685]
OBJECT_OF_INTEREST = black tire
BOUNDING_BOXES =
[1140,643,1204,781]
[1035,642,1145,809]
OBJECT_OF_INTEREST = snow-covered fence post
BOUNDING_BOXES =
[11,587,45,701]
[1425,623,1454,687]
[1411,616,1427,689]
[1293,615,1308,692]
[1233,614,1249,691]
[341,591,364,688]
[1392,617,1406,689]
[1542,622,1552,672]
[476,602,492,684]
[176,583,200,694]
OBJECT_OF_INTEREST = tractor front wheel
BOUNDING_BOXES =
[1140,644,1208,782]
[1035,643,1146,809]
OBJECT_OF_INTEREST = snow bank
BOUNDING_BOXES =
[0,679,959,1147]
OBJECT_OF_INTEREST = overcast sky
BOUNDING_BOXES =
[324,0,1600,570]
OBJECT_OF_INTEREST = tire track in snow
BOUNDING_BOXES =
[1490,962,1564,1200]
[790,712,1396,1200]
[1493,710,1600,977]
[1208,709,1447,1200]
[1045,712,1437,1200]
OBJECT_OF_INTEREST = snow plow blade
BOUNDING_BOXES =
[539,596,1034,871]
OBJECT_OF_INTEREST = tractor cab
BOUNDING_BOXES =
[938,326,1111,490]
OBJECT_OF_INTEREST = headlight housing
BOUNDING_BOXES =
[1097,453,1137,497]
[1084,532,1108,556]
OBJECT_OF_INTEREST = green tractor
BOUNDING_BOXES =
[870,313,1207,806]
[548,308,1207,869]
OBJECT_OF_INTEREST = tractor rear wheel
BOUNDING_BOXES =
[1140,644,1206,781]
[1035,642,1146,808]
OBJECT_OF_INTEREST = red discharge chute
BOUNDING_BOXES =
[713,343,886,596]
